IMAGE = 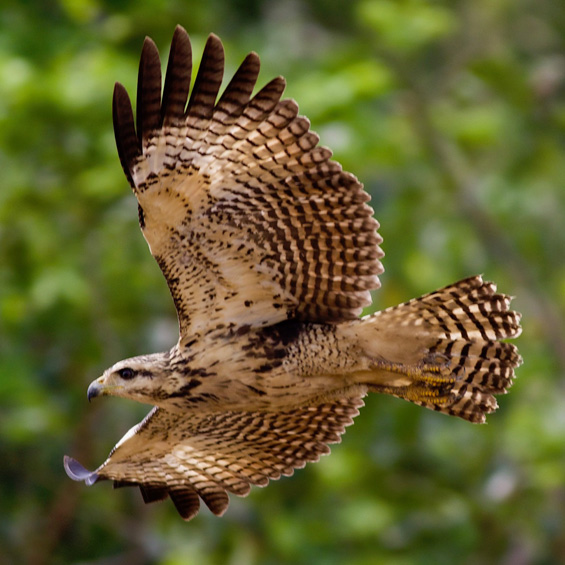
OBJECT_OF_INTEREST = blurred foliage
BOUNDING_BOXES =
[1,0,564,563]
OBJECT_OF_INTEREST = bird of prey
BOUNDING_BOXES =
[64,26,522,521]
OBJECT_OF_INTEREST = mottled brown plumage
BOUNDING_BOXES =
[65,26,522,520]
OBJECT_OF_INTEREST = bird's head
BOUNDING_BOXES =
[87,353,171,406]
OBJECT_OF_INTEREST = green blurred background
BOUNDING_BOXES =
[1,0,564,563]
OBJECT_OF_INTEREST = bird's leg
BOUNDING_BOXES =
[364,356,457,405]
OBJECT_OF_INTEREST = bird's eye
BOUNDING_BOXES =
[117,368,136,380]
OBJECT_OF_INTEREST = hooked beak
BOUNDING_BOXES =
[87,375,124,402]
[87,378,105,402]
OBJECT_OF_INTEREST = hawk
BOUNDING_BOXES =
[64,26,522,521]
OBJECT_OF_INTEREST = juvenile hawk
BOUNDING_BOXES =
[64,26,522,520]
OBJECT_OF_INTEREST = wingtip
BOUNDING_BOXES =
[171,25,192,55]
[206,33,225,59]
[207,32,222,44]
[174,24,188,37]
[113,80,127,95]
[142,35,159,53]
[63,455,100,486]
[274,75,287,90]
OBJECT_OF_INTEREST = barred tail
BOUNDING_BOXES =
[350,276,522,423]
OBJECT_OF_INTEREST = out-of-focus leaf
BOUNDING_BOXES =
[358,0,455,51]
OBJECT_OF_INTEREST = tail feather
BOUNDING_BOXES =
[358,276,522,423]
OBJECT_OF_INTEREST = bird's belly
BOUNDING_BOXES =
[172,368,363,412]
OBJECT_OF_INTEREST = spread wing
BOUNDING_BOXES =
[64,395,365,520]
[113,26,383,338]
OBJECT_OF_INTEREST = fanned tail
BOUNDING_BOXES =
[352,276,522,423]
